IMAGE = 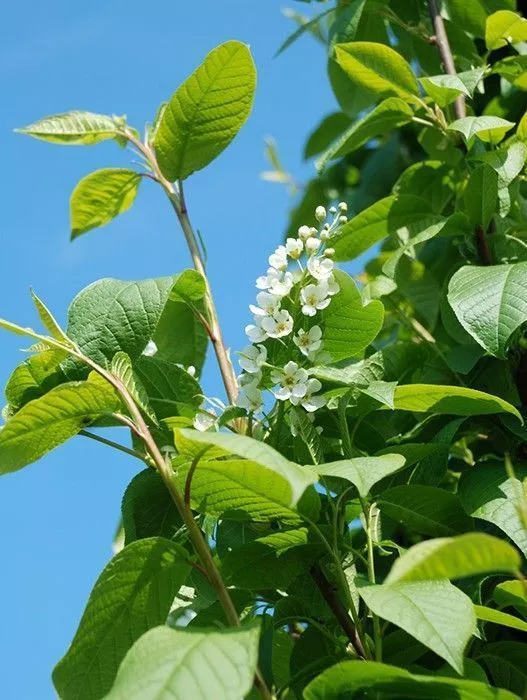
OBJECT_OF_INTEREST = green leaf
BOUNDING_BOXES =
[321,269,384,362]
[169,269,207,305]
[303,112,352,160]
[289,406,324,465]
[221,528,323,589]
[276,6,334,56]
[4,349,67,411]
[152,295,208,374]
[464,164,498,230]
[458,461,527,556]
[15,110,123,145]
[70,168,141,239]
[448,116,515,145]
[486,10,527,50]
[134,356,201,419]
[474,604,527,632]
[0,377,121,474]
[477,641,527,697]
[493,580,527,616]
[358,580,475,673]
[393,161,455,214]
[378,486,473,537]
[110,352,157,423]
[492,54,527,88]
[474,141,527,186]
[420,68,486,107]
[30,290,72,345]
[65,277,174,373]
[122,469,183,545]
[154,41,256,181]
[385,533,521,584]
[392,384,521,420]
[448,262,527,358]
[304,660,518,700]
[334,41,419,100]
[176,429,318,522]
[313,454,405,498]
[104,622,261,700]
[332,195,437,262]
[316,98,413,171]
[53,538,191,700]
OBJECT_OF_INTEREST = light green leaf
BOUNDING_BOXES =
[65,277,174,373]
[5,349,67,411]
[110,352,157,423]
[381,218,448,279]
[152,295,208,375]
[448,262,527,358]
[359,580,475,673]
[322,269,384,362]
[53,538,191,700]
[314,454,405,498]
[493,580,527,616]
[464,164,498,230]
[474,604,527,632]
[334,41,419,99]
[474,141,527,186]
[303,112,352,160]
[176,429,318,521]
[420,68,486,107]
[0,377,121,474]
[289,406,324,465]
[316,98,413,171]
[15,110,124,145]
[448,116,515,145]
[378,486,473,537]
[104,622,260,700]
[458,461,527,556]
[492,54,527,88]
[486,10,527,50]
[392,384,521,420]
[169,269,207,304]
[70,168,141,239]
[30,290,72,345]
[358,380,396,409]
[304,660,518,700]
[276,6,334,56]
[154,41,256,181]
[134,356,202,419]
[386,533,521,584]
[0,317,73,354]
[332,195,437,262]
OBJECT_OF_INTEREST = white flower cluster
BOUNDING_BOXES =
[234,203,348,417]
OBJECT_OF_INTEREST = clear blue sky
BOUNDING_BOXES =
[0,2,337,696]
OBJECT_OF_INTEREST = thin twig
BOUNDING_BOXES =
[427,0,466,120]
[79,429,146,461]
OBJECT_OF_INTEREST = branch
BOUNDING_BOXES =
[310,565,367,659]
[79,429,146,461]
[427,0,466,120]
[475,224,493,265]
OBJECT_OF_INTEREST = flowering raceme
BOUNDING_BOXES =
[232,203,348,420]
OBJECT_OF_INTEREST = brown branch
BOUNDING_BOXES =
[475,225,493,265]
[310,565,367,659]
[427,0,466,120]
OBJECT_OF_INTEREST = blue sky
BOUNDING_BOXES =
[0,1,338,696]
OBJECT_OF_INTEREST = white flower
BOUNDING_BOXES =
[327,273,340,296]
[297,225,312,241]
[256,268,293,297]
[187,365,196,377]
[285,237,304,259]
[261,309,294,338]
[315,206,327,222]
[237,383,264,413]
[293,325,323,357]
[193,407,217,432]
[245,317,268,343]
[271,361,309,401]
[300,281,331,316]
[269,245,288,271]
[291,378,326,412]
[308,256,334,281]
[237,371,261,389]
[250,291,281,317]
[142,340,158,357]
[305,237,321,255]
[238,344,267,374]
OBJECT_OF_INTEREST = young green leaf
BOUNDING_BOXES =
[304,660,518,700]
[134,356,202,419]
[485,10,527,50]
[53,538,191,700]
[5,349,67,411]
[464,164,498,230]
[334,41,419,100]
[104,622,261,700]
[321,269,384,362]
[474,605,527,632]
[492,54,527,88]
[358,580,475,673]
[459,462,527,557]
[420,68,486,107]
[448,116,515,145]
[448,262,527,357]
[392,384,521,419]
[493,580,527,616]
[70,168,141,239]
[15,110,124,145]
[110,351,157,424]
[276,6,334,56]
[385,533,521,584]
[30,290,72,345]
[313,454,405,498]
[0,377,121,474]
[154,41,256,181]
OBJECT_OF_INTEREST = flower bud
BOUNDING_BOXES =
[329,206,337,215]
[320,230,330,242]
[338,201,348,212]
[305,237,321,255]
[324,248,335,258]
[315,205,326,222]
[339,215,348,224]
[297,225,311,241]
